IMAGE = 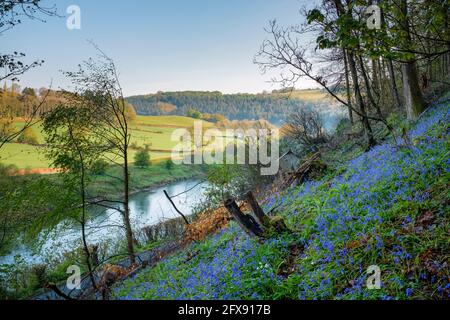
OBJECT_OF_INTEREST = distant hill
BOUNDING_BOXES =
[272,88,335,102]
[125,90,335,125]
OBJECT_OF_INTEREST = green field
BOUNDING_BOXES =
[0,143,50,169]
[134,115,213,128]
[0,115,213,170]
[275,89,339,102]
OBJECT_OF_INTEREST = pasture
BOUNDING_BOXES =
[0,115,212,170]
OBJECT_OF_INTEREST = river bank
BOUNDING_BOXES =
[0,176,210,299]
[0,178,209,265]
[0,161,207,251]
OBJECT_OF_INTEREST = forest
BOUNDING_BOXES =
[0,0,449,308]
[125,90,331,124]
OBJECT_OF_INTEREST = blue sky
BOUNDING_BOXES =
[2,0,315,96]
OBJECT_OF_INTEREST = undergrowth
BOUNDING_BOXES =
[113,98,450,300]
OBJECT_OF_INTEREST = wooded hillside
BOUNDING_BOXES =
[125,90,332,123]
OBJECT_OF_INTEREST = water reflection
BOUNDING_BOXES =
[0,179,207,265]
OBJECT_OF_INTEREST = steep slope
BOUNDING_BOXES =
[113,97,449,300]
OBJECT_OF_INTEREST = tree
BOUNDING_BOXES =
[0,88,50,149]
[0,0,57,150]
[165,159,174,171]
[282,109,328,152]
[0,119,15,142]
[134,149,150,167]
[254,0,450,148]
[0,0,56,81]
[43,103,105,291]
[0,1,57,34]
[254,14,378,148]
[396,0,427,120]
[153,101,177,115]
[90,159,108,175]
[0,172,72,255]
[187,108,203,119]
[17,126,38,145]
[125,91,314,124]
[63,45,137,264]
[22,87,36,97]
[124,101,137,122]
[0,52,44,83]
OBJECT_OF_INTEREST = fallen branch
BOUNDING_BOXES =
[163,190,190,225]
[44,283,77,301]
[282,152,325,188]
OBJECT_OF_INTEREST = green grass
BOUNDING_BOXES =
[274,89,338,102]
[134,115,214,128]
[0,143,50,169]
[0,115,212,170]
[129,116,213,151]
[0,143,174,170]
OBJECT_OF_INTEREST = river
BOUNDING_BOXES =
[0,179,208,265]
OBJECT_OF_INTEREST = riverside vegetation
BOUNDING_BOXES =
[1,0,449,301]
[113,96,449,300]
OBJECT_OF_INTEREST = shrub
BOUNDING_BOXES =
[164,159,174,171]
[17,127,39,145]
[282,109,328,152]
[0,163,18,176]
[187,109,202,119]
[0,119,15,141]
[90,159,108,175]
[125,102,137,122]
[335,118,351,136]
[134,149,150,167]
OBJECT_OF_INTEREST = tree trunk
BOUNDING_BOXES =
[70,125,97,291]
[123,146,135,264]
[333,0,374,147]
[443,1,450,77]
[372,58,381,98]
[402,62,427,120]
[224,199,265,238]
[358,55,384,119]
[244,191,270,227]
[343,49,354,124]
[347,50,376,147]
[380,2,402,109]
[80,193,97,292]
[387,58,402,108]
[399,0,427,120]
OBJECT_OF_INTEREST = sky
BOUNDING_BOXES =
[2,0,317,96]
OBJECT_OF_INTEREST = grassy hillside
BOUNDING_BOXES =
[0,143,49,169]
[274,89,334,102]
[113,98,449,300]
[134,115,213,128]
[0,115,212,170]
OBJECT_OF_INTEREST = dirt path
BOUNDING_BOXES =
[14,168,61,175]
